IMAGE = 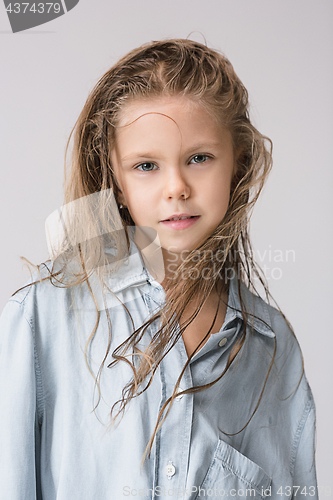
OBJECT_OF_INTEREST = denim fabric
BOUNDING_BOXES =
[0,240,317,499]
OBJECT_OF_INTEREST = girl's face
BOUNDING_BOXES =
[111,95,235,265]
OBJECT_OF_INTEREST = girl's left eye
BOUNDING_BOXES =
[135,162,158,172]
[189,154,210,164]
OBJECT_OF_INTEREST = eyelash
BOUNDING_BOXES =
[134,154,212,172]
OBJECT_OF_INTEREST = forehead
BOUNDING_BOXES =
[114,95,230,150]
[117,95,201,124]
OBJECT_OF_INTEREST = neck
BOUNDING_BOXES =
[132,227,166,283]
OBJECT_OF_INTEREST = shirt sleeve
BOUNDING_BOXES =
[0,299,42,500]
[292,394,318,499]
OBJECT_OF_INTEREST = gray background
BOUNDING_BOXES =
[1,0,332,490]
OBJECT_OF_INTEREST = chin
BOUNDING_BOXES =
[162,243,197,257]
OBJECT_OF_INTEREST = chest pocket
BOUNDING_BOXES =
[194,439,272,499]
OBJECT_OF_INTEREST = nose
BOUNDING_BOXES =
[162,166,191,200]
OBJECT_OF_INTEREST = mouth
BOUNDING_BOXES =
[161,213,199,222]
[164,216,196,221]
[160,215,200,230]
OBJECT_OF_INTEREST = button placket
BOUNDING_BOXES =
[154,336,193,498]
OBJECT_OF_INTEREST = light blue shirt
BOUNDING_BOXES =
[0,239,317,499]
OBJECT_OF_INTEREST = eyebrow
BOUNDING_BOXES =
[120,142,222,162]
[121,152,161,162]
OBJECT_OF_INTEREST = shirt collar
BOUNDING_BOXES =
[104,234,275,339]
[104,233,150,292]
[226,277,275,338]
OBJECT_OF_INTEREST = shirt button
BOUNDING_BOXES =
[218,337,227,347]
[166,461,176,479]
[175,387,184,400]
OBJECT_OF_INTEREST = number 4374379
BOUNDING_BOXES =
[5,3,61,14]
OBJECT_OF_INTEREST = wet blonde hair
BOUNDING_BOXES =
[22,39,289,458]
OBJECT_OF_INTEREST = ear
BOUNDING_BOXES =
[110,165,127,207]
[118,192,127,207]
[113,181,127,207]
[110,148,127,207]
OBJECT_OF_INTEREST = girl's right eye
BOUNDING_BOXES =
[134,162,158,172]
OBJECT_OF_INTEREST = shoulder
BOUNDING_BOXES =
[236,280,307,383]
[249,286,314,406]
[257,293,301,356]
[9,262,63,304]
[4,262,90,326]
[233,278,297,346]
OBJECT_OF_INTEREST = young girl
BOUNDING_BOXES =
[0,39,317,499]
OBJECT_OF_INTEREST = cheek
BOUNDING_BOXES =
[124,178,154,206]
[216,191,231,218]
[205,177,231,209]
[125,191,149,224]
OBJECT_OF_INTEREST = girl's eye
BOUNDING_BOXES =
[190,154,210,164]
[135,162,158,172]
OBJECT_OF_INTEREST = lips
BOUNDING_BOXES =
[161,213,198,222]
[160,214,200,230]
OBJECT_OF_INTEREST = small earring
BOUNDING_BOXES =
[119,204,124,209]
